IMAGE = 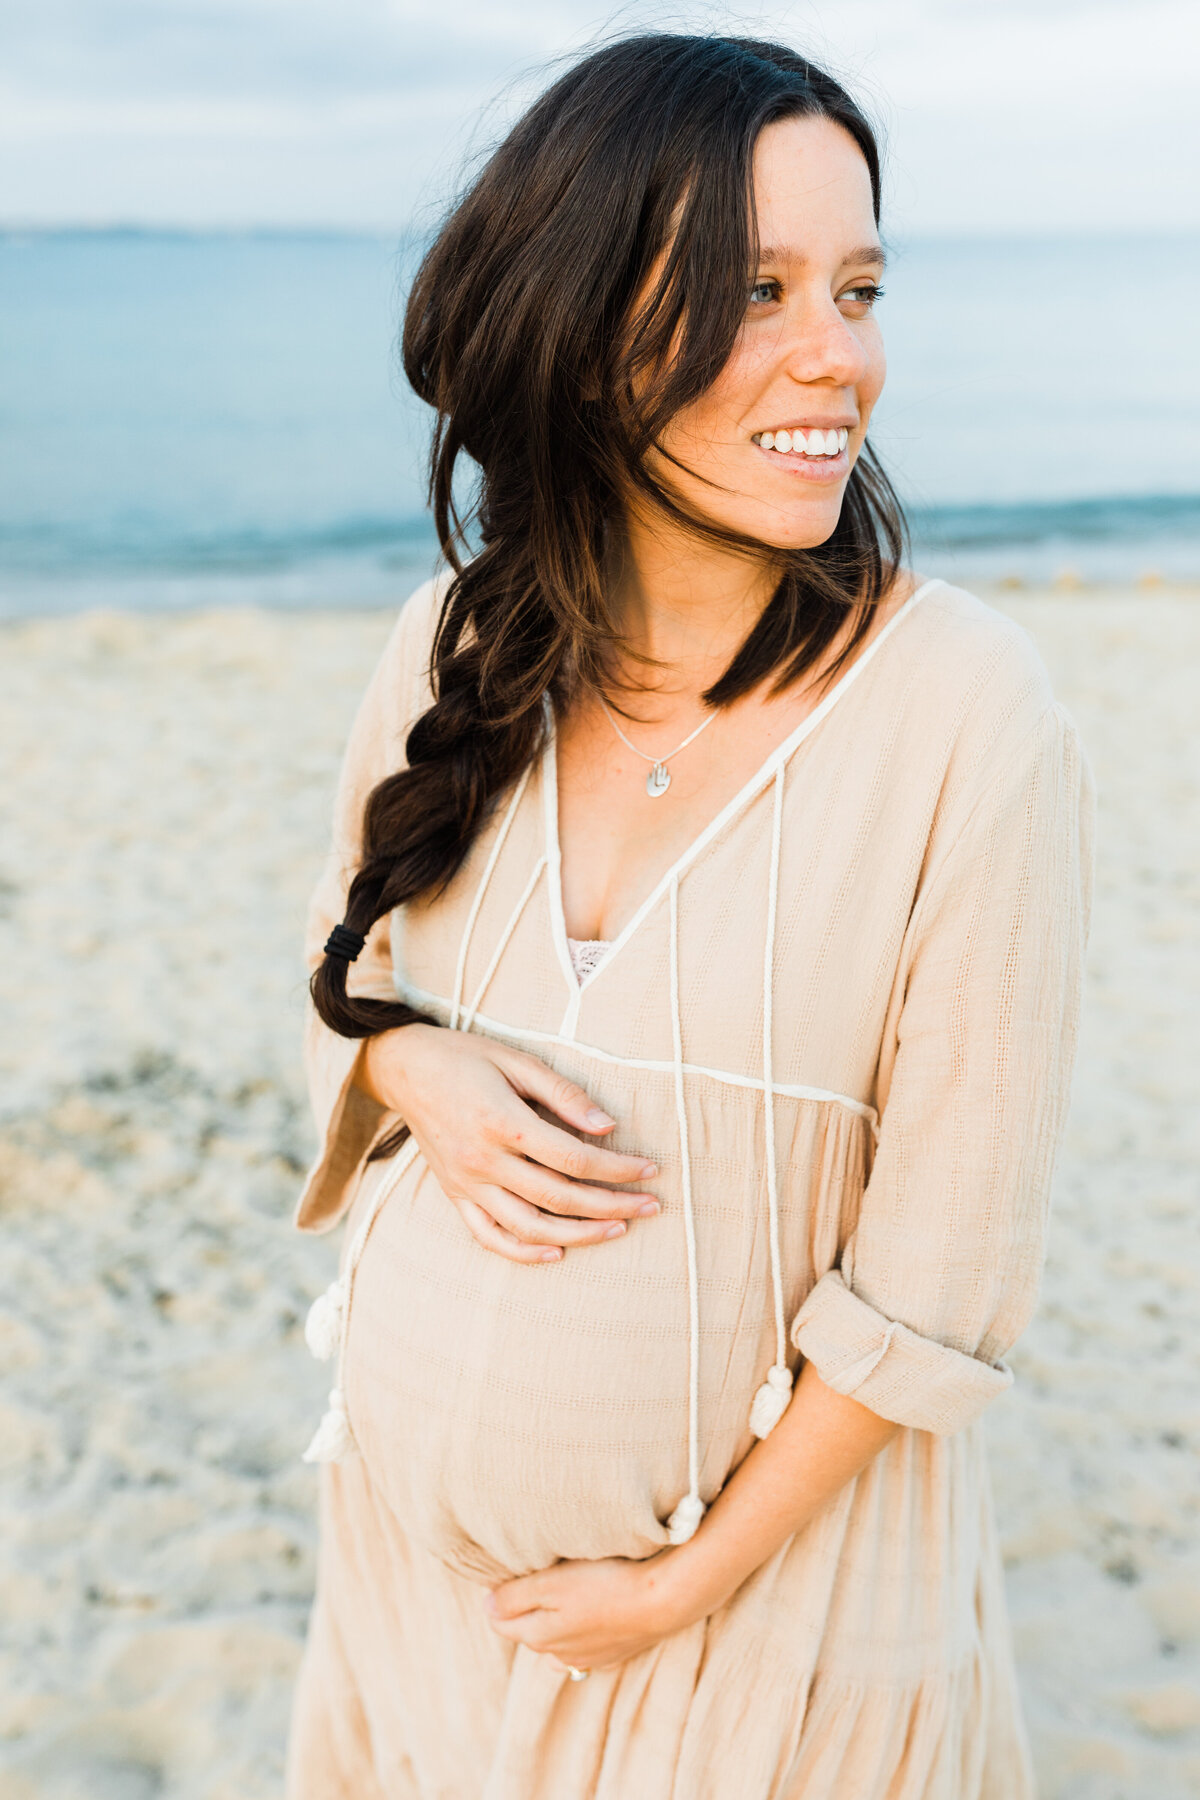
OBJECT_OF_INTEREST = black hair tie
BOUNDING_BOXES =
[323,922,367,962]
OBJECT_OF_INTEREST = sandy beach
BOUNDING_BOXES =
[0,583,1197,1800]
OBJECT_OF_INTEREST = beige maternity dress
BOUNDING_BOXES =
[285,573,1094,1800]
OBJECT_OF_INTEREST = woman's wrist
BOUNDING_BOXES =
[638,1539,739,1634]
[638,1370,903,1638]
[358,1021,436,1108]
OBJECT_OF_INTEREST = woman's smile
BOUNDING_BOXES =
[750,424,852,481]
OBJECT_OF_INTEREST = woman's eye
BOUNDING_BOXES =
[748,279,779,306]
[840,283,885,311]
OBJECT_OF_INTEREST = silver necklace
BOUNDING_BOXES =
[597,696,719,798]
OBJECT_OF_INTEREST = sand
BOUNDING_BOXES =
[0,585,1197,1799]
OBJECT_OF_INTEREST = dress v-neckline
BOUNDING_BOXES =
[543,577,944,1005]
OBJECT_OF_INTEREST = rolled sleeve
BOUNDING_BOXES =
[790,1269,1013,1435]
[792,701,1095,1434]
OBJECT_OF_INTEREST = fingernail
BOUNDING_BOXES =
[640,1162,658,1178]
[586,1108,615,1130]
[540,1248,562,1261]
[636,1200,660,1217]
[603,1223,626,1240]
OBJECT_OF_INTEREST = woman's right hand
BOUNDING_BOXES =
[358,1024,660,1265]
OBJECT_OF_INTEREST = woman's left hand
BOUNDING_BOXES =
[485,1365,902,1677]
[484,1551,692,1671]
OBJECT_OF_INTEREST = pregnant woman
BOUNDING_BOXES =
[285,34,1093,1800]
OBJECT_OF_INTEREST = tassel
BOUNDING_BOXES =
[749,1363,794,1439]
[301,1387,356,1464]
[304,1277,346,1362]
[666,1490,707,1545]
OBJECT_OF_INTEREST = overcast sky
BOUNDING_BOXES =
[2,0,1198,236]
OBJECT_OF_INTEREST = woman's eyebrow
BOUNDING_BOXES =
[757,244,887,270]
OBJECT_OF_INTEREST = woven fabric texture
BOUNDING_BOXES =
[286,574,1094,1800]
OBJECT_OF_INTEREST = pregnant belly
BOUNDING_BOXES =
[340,1153,767,1584]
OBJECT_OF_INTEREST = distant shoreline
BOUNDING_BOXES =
[3,491,1200,619]
[6,223,1200,246]
[3,570,1198,627]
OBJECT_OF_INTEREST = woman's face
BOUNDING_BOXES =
[650,114,887,552]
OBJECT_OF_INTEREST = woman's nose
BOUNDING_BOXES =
[779,299,869,390]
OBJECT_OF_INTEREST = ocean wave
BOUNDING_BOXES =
[0,514,440,578]
[910,493,1200,551]
[3,493,1198,583]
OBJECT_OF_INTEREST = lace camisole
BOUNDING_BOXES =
[566,936,612,981]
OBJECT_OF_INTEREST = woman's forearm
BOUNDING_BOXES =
[653,1360,901,1623]
[484,1359,903,1669]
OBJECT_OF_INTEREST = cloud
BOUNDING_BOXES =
[0,0,516,102]
[0,0,1196,230]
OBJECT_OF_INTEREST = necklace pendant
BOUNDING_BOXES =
[646,762,671,798]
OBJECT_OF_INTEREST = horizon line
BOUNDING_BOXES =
[3,220,1200,246]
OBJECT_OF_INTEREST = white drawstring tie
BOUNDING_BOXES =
[303,785,546,1463]
[301,1136,421,1462]
[450,765,533,1029]
[305,1275,347,1363]
[457,855,547,1036]
[301,1386,354,1464]
[749,766,794,1438]
[665,876,707,1544]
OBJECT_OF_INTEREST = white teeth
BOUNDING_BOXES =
[757,426,851,457]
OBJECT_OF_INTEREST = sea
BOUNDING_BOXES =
[1,227,1198,617]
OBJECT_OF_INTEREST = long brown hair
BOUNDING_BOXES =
[312,33,907,1105]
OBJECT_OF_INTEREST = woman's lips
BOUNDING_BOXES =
[753,440,850,482]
